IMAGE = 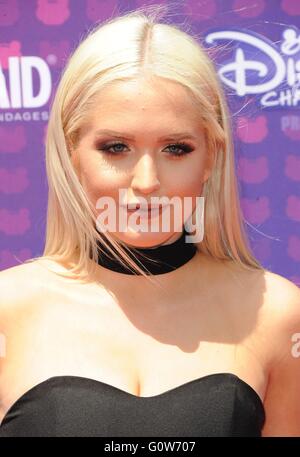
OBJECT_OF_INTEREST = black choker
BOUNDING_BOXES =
[96,229,197,275]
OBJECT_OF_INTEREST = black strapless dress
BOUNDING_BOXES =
[0,373,265,437]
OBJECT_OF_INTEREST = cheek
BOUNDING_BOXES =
[79,161,130,204]
[163,157,206,198]
[186,168,206,196]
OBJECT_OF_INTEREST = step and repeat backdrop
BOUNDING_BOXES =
[0,0,299,285]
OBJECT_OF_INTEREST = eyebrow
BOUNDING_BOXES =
[94,129,197,141]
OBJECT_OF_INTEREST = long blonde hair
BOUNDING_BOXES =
[25,4,264,282]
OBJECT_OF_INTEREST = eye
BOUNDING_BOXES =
[165,142,194,157]
[97,142,128,156]
[95,141,194,157]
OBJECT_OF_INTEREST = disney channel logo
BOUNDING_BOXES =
[205,27,300,108]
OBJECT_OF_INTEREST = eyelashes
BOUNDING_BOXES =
[95,141,194,158]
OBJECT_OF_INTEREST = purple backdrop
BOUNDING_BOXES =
[0,0,299,287]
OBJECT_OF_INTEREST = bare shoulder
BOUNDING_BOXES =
[223,265,300,436]
[215,260,300,361]
[240,267,300,359]
[0,257,99,319]
[0,260,46,315]
[223,260,300,323]
[256,270,300,366]
[262,270,300,340]
[257,270,300,436]
[263,269,300,300]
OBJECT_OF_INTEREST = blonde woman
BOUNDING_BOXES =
[0,6,300,437]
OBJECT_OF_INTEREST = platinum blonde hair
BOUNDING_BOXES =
[25,4,264,283]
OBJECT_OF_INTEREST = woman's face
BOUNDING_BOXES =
[71,76,212,248]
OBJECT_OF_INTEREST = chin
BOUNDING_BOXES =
[110,230,178,249]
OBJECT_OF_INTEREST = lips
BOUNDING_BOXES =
[128,207,160,212]
[124,204,163,212]
[120,204,167,219]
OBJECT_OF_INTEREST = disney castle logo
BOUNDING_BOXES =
[205,27,300,108]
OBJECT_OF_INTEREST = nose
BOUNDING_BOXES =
[131,153,160,195]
